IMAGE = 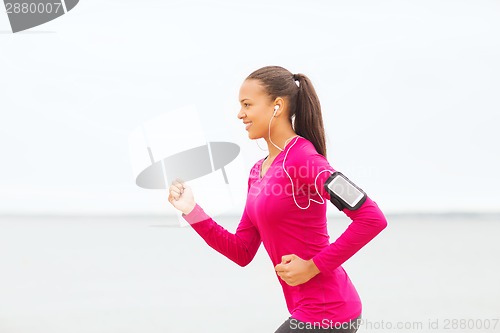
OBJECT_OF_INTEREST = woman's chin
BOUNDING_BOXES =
[247,131,262,140]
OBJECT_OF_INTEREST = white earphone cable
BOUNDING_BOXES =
[269,106,284,152]
[267,106,333,209]
[281,137,332,209]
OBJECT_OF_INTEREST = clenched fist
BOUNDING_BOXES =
[168,179,196,215]
[274,254,321,286]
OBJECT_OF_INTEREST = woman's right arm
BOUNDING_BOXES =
[182,204,262,267]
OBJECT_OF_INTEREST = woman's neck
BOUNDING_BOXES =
[265,131,298,159]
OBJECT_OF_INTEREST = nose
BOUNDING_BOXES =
[237,108,246,120]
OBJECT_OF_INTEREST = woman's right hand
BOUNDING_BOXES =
[168,179,196,215]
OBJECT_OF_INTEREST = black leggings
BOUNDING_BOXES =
[274,314,362,333]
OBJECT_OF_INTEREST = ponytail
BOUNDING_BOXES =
[293,73,327,157]
[246,66,327,158]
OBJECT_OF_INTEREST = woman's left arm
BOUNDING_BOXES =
[304,153,388,276]
[275,144,388,284]
[311,194,388,275]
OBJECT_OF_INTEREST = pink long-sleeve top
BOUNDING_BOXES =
[182,135,388,324]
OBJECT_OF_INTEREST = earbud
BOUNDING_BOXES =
[273,105,279,117]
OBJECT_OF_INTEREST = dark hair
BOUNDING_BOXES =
[246,65,327,157]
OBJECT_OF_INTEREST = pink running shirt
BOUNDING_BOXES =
[182,135,388,324]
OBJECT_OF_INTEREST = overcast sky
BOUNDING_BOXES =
[0,0,499,215]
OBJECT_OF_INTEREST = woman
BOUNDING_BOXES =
[168,66,388,332]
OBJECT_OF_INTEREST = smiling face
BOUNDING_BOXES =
[237,79,275,139]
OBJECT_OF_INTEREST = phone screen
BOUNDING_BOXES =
[327,175,365,208]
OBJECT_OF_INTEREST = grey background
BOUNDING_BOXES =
[0,2,499,333]
[0,0,499,215]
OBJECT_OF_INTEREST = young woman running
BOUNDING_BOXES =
[168,65,388,333]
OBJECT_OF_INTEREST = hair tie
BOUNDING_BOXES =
[293,74,300,81]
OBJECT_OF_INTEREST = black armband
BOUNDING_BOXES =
[324,171,367,211]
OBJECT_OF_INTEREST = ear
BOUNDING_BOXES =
[273,97,285,116]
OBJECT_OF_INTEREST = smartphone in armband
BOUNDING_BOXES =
[324,171,367,211]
